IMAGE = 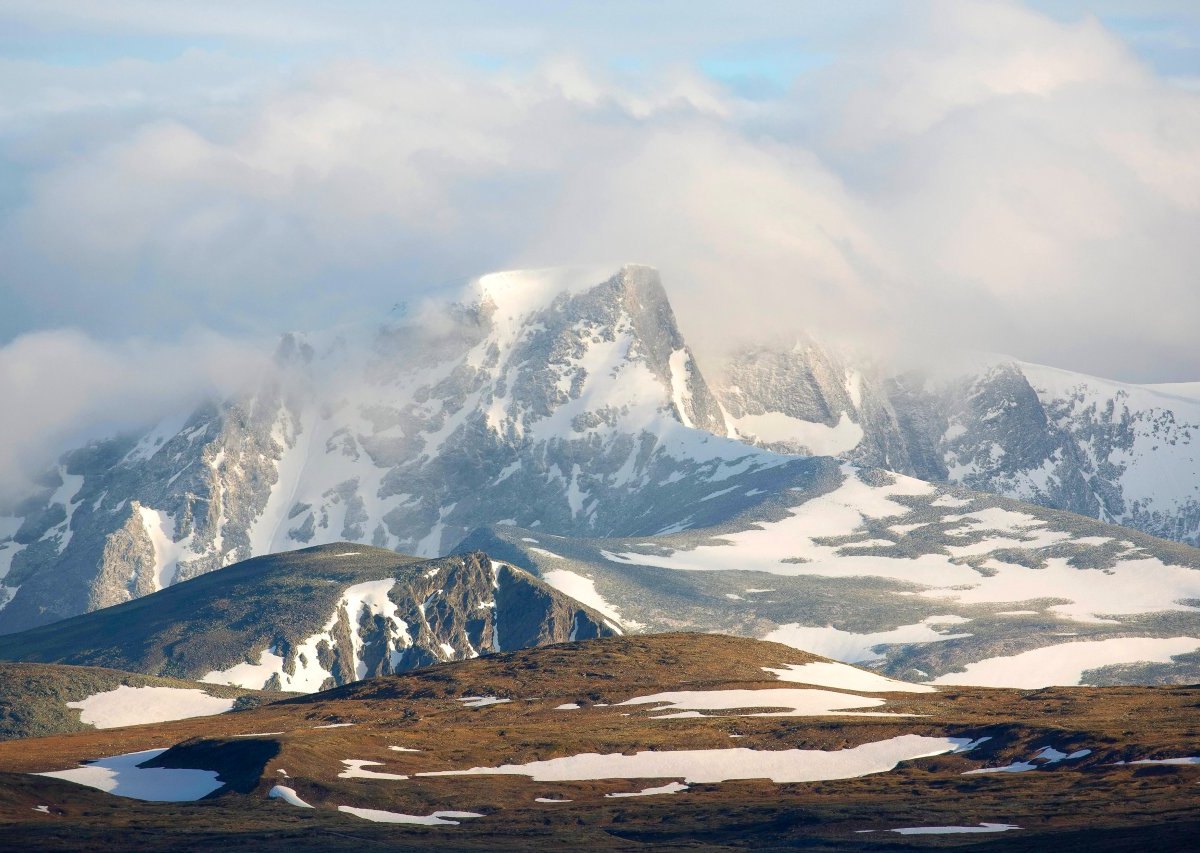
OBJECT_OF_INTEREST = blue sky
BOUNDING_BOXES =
[1,2,1197,79]
[0,1,1196,95]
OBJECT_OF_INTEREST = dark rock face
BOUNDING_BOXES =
[0,545,616,690]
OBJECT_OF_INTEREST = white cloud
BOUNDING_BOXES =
[0,0,1198,433]
[0,329,266,500]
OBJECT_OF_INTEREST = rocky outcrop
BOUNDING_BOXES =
[0,545,617,691]
[88,503,158,610]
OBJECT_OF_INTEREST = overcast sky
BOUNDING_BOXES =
[1,0,1199,486]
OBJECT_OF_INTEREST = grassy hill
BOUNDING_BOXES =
[0,633,1195,850]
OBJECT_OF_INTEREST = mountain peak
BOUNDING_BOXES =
[466,263,659,319]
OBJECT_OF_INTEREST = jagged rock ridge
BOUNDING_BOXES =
[715,343,1200,547]
[0,544,617,690]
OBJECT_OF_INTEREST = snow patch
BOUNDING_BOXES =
[762,618,972,663]
[764,662,936,694]
[889,824,1020,835]
[616,688,901,718]
[668,349,695,429]
[201,578,410,690]
[269,785,313,808]
[607,781,689,797]
[66,685,234,728]
[458,696,512,709]
[732,411,863,455]
[1116,756,1200,766]
[337,805,483,825]
[35,749,222,801]
[135,505,194,590]
[339,760,408,780]
[418,735,979,784]
[540,569,640,630]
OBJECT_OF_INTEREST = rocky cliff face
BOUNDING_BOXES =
[0,545,616,690]
[714,344,1200,547]
[718,340,929,474]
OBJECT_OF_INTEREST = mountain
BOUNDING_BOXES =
[0,544,616,689]
[0,633,1196,850]
[0,663,285,741]
[456,460,1200,687]
[2,261,1198,661]
[0,265,797,633]
[716,342,1200,547]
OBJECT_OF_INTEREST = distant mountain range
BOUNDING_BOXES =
[718,341,1200,547]
[0,265,1197,689]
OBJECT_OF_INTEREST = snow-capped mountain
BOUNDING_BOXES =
[2,261,1197,666]
[0,545,617,690]
[716,343,1200,547]
[0,266,794,632]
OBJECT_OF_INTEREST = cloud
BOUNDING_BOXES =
[0,0,1198,457]
[0,329,266,501]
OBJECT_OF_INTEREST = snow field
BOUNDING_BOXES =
[931,637,1200,688]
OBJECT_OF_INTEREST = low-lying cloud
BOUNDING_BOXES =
[0,330,266,501]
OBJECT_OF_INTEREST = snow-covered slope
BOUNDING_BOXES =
[715,344,1200,547]
[0,265,793,632]
[456,462,1200,687]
